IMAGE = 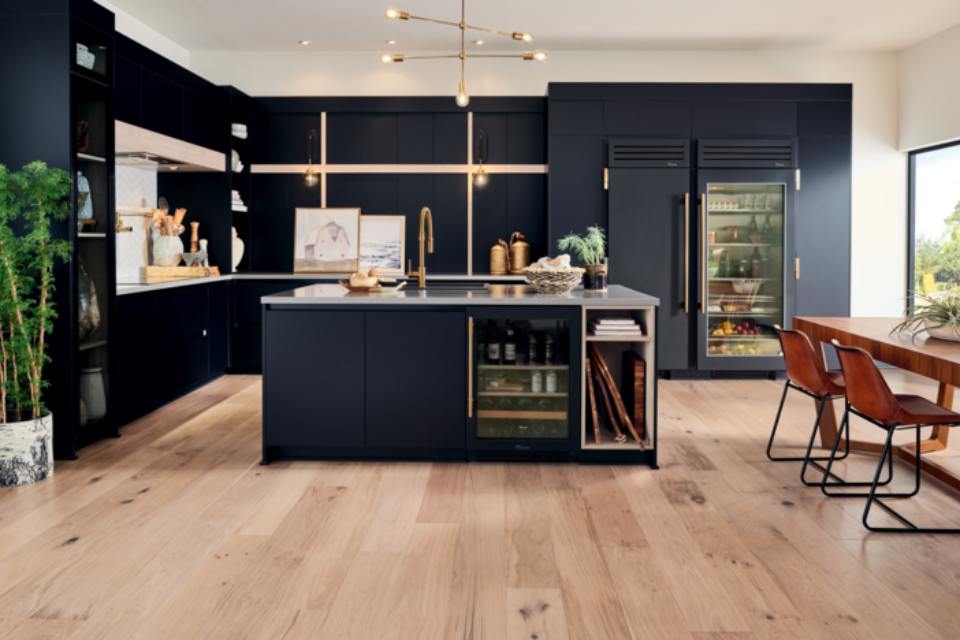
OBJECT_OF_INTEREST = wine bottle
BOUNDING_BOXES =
[544,331,555,365]
[486,324,501,364]
[504,326,517,365]
[528,331,538,365]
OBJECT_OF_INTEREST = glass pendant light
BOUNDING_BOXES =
[473,128,488,188]
[303,129,319,188]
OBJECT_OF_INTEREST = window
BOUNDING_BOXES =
[909,141,960,301]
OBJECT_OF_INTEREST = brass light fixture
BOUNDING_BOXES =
[474,128,489,188]
[382,0,546,108]
[303,129,319,187]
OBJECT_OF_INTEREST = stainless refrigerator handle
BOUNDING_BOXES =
[683,192,690,314]
[467,316,474,418]
[699,193,706,313]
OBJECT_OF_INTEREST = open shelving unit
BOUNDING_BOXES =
[579,305,657,465]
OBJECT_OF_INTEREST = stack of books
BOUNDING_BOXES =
[590,317,644,337]
[231,189,248,212]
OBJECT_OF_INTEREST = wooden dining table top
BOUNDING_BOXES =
[794,316,960,387]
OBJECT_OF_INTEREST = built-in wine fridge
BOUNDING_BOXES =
[467,307,581,458]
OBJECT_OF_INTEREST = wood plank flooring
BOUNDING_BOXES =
[1,371,958,639]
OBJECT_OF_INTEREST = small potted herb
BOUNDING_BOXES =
[892,293,960,342]
[0,162,71,487]
[558,226,608,290]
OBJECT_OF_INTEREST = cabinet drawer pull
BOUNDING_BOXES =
[699,193,706,313]
[683,192,690,314]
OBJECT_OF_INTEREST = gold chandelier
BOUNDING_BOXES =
[381,0,546,107]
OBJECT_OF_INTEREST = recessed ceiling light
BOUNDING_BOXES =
[298,40,311,46]
[473,39,484,46]
[386,39,397,45]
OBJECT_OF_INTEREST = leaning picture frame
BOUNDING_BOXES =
[293,207,361,273]
[359,215,406,276]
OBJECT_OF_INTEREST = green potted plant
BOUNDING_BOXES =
[0,162,71,487]
[892,293,960,342]
[558,226,608,290]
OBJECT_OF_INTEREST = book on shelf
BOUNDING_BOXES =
[589,319,643,336]
[592,318,638,326]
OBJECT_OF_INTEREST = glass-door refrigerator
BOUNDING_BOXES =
[696,171,796,371]
[467,307,580,459]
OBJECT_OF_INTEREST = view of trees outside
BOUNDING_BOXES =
[913,143,960,298]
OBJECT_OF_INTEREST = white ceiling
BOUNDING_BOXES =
[106,0,960,53]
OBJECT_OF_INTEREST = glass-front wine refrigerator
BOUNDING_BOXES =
[467,307,581,458]
[697,171,796,371]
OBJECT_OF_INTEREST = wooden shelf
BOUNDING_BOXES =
[478,364,568,371]
[477,410,567,420]
[587,334,650,343]
[581,440,646,451]
[77,152,106,163]
[78,232,106,238]
[707,242,774,248]
[478,391,567,397]
[79,339,108,352]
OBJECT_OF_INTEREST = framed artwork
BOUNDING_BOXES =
[359,215,406,276]
[293,207,360,273]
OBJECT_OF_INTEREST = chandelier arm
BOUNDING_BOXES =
[401,54,461,60]
[465,53,529,59]
[406,15,461,29]
[462,24,524,39]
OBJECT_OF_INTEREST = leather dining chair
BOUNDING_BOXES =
[825,340,960,533]
[768,327,850,485]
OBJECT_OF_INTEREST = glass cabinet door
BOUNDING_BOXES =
[473,316,572,442]
[704,182,785,359]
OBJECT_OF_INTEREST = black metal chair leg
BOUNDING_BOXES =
[861,426,960,534]
[767,383,850,463]
[819,405,897,497]
[800,397,847,486]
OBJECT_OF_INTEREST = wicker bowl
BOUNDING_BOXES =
[524,266,585,294]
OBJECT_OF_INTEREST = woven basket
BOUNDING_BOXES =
[524,267,585,294]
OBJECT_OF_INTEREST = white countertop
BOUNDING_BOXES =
[261,283,659,307]
[116,272,525,295]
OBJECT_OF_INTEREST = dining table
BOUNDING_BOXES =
[794,316,960,492]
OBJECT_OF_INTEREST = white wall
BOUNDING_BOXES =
[192,49,904,315]
[94,0,190,68]
[899,23,960,151]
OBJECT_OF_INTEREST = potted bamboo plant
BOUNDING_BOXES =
[558,226,608,290]
[0,162,71,487]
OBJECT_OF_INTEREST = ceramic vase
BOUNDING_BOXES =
[153,235,184,267]
[79,368,106,422]
[0,414,53,487]
[232,227,244,272]
[78,260,101,341]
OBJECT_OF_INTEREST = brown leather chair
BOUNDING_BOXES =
[826,340,960,533]
[768,327,849,485]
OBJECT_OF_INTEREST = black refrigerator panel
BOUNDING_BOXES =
[695,168,797,371]
[608,168,692,371]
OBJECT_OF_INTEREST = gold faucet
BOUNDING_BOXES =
[414,206,434,288]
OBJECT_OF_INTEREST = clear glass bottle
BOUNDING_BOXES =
[531,370,544,393]
[545,370,558,393]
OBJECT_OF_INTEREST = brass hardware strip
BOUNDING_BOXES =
[467,316,474,418]
[795,256,800,280]
[699,193,706,312]
[683,192,690,314]
[250,164,547,174]
[603,167,609,191]
[467,111,474,275]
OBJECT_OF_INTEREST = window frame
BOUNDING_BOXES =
[906,139,960,309]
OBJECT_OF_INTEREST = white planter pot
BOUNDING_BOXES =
[923,319,960,342]
[0,414,53,487]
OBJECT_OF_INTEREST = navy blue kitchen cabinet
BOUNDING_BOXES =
[262,310,366,458]
[365,311,467,452]
[548,83,852,374]
[114,283,229,426]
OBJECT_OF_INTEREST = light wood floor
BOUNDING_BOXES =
[1,372,959,640]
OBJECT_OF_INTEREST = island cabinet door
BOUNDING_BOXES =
[263,309,365,451]
[365,311,467,453]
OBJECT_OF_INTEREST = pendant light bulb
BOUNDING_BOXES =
[473,166,488,188]
[456,82,470,108]
[303,164,319,188]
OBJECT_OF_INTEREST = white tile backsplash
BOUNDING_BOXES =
[115,165,157,284]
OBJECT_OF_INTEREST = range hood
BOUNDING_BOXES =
[115,121,226,172]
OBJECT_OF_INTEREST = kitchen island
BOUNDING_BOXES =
[261,283,659,465]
